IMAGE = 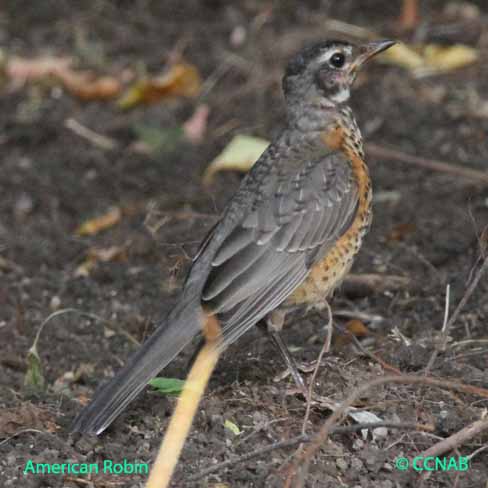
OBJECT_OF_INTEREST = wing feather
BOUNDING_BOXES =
[202,149,359,345]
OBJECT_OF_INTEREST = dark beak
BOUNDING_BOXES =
[350,39,396,73]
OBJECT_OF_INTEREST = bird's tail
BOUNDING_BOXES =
[71,293,204,435]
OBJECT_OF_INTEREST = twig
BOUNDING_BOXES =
[188,421,428,481]
[33,308,139,348]
[420,417,488,459]
[424,284,450,374]
[425,254,488,374]
[0,428,45,447]
[0,428,78,455]
[348,333,402,375]
[449,349,488,362]
[398,0,419,30]
[146,315,222,488]
[450,339,488,350]
[467,442,488,461]
[366,143,488,186]
[302,302,333,435]
[285,374,488,488]
[64,118,119,151]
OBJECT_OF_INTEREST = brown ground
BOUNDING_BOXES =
[1,1,488,487]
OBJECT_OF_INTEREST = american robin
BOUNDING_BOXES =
[73,39,396,434]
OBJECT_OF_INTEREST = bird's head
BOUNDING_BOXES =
[283,39,395,108]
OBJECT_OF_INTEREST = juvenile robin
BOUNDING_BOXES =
[73,39,396,434]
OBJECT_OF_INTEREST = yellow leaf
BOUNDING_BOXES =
[378,43,424,70]
[378,42,478,75]
[224,419,241,435]
[75,207,122,236]
[118,63,201,109]
[423,44,478,71]
[74,245,127,277]
[74,255,97,278]
[202,135,270,185]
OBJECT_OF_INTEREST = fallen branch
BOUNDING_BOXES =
[420,417,488,459]
[366,143,488,186]
[189,421,429,481]
[285,374,488,488]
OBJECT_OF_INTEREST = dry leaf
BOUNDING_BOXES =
[379,43,424,70]
[183,104,209,144]
[75,207,122,236]
[58,71,121,100]
[202,135,270,185]
[334,319,371,349]
[304,394,387,439]
[423,44,478,72]
[379,42,478,75]
[345,319,371,338]
[75,393,92,407]
[74,245,128,277]
[6,55,73,86]
[53,363,95,392]
[118,62,201,109]
[347,410,388,441]
[5,55,121,100]
[386,222,416,242]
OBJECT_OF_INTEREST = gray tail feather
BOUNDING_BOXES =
[71,294,203,435]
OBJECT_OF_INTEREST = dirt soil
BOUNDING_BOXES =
[1,1,488,487]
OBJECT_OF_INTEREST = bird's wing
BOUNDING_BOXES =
[201,149,359,346]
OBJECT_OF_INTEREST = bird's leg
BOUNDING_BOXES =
[258,310,308,398]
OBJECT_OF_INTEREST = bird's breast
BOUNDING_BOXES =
[285,128,372,307]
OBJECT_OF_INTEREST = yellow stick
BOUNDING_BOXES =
[146,315,221,488]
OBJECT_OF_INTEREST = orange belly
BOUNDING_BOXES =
[285,127,372,308]
[285,207,369,306]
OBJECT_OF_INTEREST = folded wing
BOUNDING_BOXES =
[202,150,359,346]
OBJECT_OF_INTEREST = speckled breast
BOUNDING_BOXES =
[284,129,373,309]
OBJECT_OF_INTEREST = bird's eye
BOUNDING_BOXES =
[329,52,345,68]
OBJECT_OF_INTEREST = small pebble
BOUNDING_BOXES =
[353,438,364,450]
[351,457,364,471]
[336,457,348,471]
[50,295,61,311]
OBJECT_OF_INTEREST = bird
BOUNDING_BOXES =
[72,38,396,435]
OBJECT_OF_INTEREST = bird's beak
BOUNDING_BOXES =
[349,39,396,74]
